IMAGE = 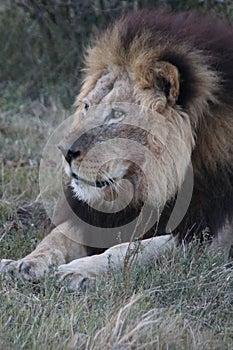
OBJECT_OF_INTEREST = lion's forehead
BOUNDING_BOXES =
[85,70,135,106]
[86,72,116,104]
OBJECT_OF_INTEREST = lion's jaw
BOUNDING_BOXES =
[62,70,194,210]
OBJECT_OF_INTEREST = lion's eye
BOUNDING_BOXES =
[107,109,125,124]
[110,109,125,120]
[83,98,90,112]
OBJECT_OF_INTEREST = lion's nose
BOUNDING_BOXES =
[58,132,94,164]
[58,144,81,164]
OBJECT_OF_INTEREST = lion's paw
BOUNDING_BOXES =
[57,257,100,292]
[57,265,91,292]
[0,259,18,276]
[0,258,47,281]
[57,269,90,292]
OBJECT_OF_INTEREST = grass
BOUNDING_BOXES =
[0,86,233,350]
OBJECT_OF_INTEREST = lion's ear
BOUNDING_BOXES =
[155,61,180,106]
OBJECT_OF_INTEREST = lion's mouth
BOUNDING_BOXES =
[72,172,114,188]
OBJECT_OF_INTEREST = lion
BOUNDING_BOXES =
[1,9,233,291]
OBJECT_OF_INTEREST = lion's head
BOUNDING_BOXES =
[59,9,233,240]
[60,61,195,211]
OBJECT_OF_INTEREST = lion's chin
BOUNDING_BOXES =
[71,178,116,204]
[70,175,136,212]
[71,178,103,203]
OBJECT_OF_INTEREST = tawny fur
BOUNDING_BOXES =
[1,9,233,290]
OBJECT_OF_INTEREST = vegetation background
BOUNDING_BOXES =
[0,1,233,349]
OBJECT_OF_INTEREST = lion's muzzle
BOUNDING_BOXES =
[58,130,95,165]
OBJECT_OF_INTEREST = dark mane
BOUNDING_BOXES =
[61,9,233,246]
[118,9,233,107]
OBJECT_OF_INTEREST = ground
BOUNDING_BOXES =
[0,86,233,350]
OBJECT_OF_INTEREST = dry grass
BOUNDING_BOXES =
[0,89,233,350]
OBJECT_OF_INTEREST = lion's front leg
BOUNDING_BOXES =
[58,234,175,291]
[0,226,88,281]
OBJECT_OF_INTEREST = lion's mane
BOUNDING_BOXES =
[64,9,233,246]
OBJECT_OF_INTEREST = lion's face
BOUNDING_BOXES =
[60,65,194,211]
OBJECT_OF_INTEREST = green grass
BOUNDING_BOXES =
[0,87,233,350]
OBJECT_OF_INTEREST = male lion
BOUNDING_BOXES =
[1,9,233,291]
